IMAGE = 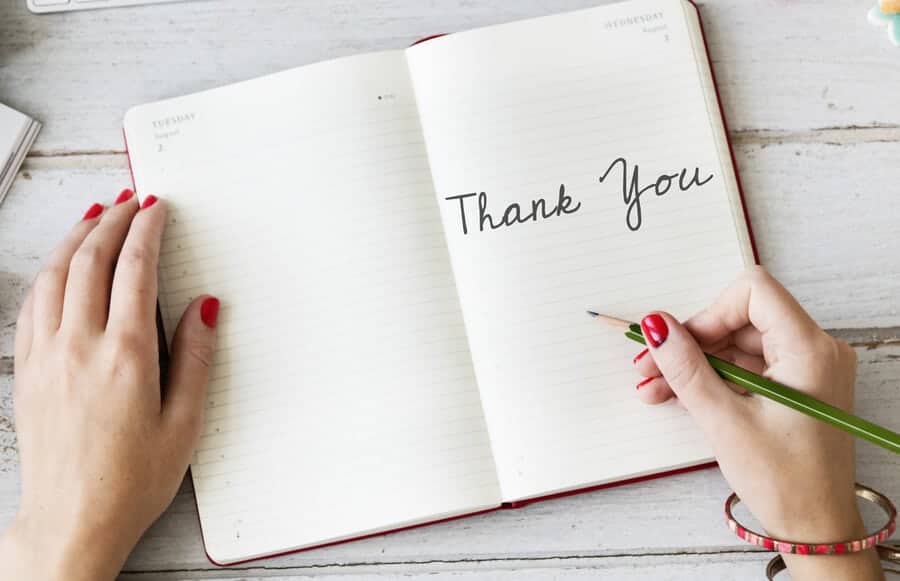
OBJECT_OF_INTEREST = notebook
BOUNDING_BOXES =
[123,0,756,565]
[0,103,41,207]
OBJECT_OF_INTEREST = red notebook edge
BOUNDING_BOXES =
[685,0,761,265]
[501,462,718,509]
[202,506,504,568]
[205,463,717,566]
[120,1,758,566]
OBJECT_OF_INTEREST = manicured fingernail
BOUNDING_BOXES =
[82,203,104,220]
[140,195,159,210]
[114,188,135,205]
[200,297,220,328]
[636,376,656,390]
[641,313,669,348]
[633,348,649,364]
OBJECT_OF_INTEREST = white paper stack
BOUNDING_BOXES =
[0,102,41,206]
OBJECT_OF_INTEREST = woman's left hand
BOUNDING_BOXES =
[0,190,218,581]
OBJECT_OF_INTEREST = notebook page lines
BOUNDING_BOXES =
[161,130,501,559]
[407,0,751,500]
[178,136,499,555]
[125,50,501,561]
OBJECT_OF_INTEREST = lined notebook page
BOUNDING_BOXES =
[407,0,754,502]
[124,52,500,563]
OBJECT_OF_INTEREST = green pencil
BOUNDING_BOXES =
[587,311,900,456]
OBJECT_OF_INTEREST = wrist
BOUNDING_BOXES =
[761,504,885,581]
[762,492,867,542]
[0,511,132,581]
[783,549,885,581]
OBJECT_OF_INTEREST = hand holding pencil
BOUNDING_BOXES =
[601,267,885,580]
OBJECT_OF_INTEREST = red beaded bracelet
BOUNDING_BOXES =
[724,483,897,556]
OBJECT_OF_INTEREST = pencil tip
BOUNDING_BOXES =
[588,312,636,329]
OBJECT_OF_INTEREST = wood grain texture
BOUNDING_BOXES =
[0,344,896,577]
[116,553,771,581]
[0,0,898,156]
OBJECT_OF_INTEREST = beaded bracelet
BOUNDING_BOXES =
[724,483,897,555]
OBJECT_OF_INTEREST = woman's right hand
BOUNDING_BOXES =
[632,267,883,581]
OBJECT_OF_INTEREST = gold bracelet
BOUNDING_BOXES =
[765,544,900,579]
[727,484,900,579]
[727,483,896,555]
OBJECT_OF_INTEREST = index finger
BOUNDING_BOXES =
[108,195,165,332]
[686,266,822,349]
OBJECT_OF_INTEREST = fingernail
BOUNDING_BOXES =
[632,348,649,364]
[200,297,220,328]
[82,203,104,220]
[140,195,159,210]
[114,188,135,205]
[641,313,669,348]
[636,376,656,390]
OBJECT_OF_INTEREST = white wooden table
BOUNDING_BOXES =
[1,1,898,579]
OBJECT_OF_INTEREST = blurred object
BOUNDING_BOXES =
[0,103,40,208]
[27,0,197,14]
[880,0,900,14]
[869,1,900,46]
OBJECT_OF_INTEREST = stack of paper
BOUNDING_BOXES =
[0,103,41,206]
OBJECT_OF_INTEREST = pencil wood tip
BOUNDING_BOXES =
[589,312,636,329]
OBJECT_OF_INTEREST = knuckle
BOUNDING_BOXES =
[176,407,203,435]
[822,337,858,405]
[112,332,150,361]
[187,341,214,369]
[71,244,106,270]
[121,245,150,270]
[58,333,88,361]
[811,334,856,372]
[33,267,63,294]
[666,356,703,390]
[835,338,857,368]
[106,333,156,382]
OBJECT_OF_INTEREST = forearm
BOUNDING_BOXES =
[0,514,130,581]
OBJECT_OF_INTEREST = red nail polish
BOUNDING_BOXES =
[200,297,220,328]
[641,313,669,348]
[636,377,656,389]
[633,348,649,364]
[82,203,104,220]
[114,188,135,205]
[140,195,159,210]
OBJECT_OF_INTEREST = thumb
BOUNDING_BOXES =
[641,312,741,433]
[162,295,220,443]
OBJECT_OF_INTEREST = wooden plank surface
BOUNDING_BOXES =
[0,343,897,578]
[116,553,772,581]
[0,0,899,156]
[0,0,898,579]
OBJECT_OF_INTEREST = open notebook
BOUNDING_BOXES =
[123,0,756,565]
